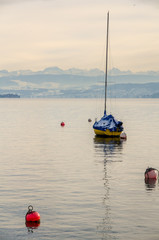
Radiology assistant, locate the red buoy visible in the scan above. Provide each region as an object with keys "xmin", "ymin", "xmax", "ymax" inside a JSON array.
[
  {"xmin": 25, "ymin": 205, "xmax": 40, "ymax": 223},
  {"xmin": 61, "ymin": 121, "xmax": 65, "ymax": 127},
  {"xmin": 145, "ymin": 167, "xmax": 158, "ymax": 180}
]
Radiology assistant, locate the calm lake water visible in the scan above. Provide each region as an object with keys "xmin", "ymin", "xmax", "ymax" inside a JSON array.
[{"xmin": 0, "ymin": 98, "xmax": 159, "ymax": 240}]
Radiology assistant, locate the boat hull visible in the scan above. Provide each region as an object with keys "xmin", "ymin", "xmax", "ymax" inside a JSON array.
[{"xmin": 94, "ymin": 128, "xmax": 122, "ymax": 137}]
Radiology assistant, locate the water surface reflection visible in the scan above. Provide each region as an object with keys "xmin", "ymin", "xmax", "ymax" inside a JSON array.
[
  {"xmin": 145, "ymin": 178, "xmax": 158, "ymax": 191},
  {"xmin": 94, "ymin": 137, "xmax": 124, "ymax": 239},
  {"xmin": 94, "ymin": 136, "xmax": 124, "ymax": 163},
  {"xmin": 25, "ymin": 221, "xmax": 40, "ymax": 233}
]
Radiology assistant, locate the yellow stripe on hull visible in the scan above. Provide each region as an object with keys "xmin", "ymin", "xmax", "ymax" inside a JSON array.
[{"xmin": 94, "ymin": 128, "xmax": 122, "ymax": 137}]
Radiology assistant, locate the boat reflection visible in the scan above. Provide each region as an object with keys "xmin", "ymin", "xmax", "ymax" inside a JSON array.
[
  {"xmin": 25, "ymin": 221, "xmax": 40, "ymax": 233},
  {"xmin": 94, "ymin": 136, "xmax": 124, "ymax": 239},
  {"xmin": 94, "ymin": 136, "xmax": 124, "ymax": 163},
  {"xmin": 96, "ymin": 161, "xmax": 113, "ymax": 239}
]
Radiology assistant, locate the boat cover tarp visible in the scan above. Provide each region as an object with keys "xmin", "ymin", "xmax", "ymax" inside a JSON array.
[{"xmin": 93, "ymin": 113, "xmax": 123, "ymax": 132}]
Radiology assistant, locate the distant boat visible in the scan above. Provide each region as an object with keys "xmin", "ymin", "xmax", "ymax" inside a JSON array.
[{"xmin": 93, "ymin": 12, "xmax": 123, "ymax": 137}]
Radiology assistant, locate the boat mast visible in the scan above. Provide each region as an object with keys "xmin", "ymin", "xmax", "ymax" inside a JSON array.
[{"xmin": 104, "ymin": 11, "xmax": 109, "ymax": 115}]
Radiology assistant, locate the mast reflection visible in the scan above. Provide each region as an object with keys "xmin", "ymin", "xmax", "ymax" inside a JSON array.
[
  {"xmin": 94, "ymin": 136, "xmax": 124, "ymax": 239},
  {"xmin": 94, "ymin": 136, "xmax": 124, "ymax": 163}
]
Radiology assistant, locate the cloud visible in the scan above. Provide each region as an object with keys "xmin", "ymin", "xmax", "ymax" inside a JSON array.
[
  {"xmin": 139, "ymin": 0, "xmax": 159, "ymax": 7},
  {"xmin": 0, "ymin": 0, "xmax": 23, "ymax": 4},
  {"xmin": 0, "ymin": 0, "xmax": 159, "ymax": 72},
  {"xmin": 0, "ymin": 0, "xmax": 51, "ymax": 5}
]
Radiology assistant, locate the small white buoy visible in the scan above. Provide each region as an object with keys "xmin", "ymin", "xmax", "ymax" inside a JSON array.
[{"xmin": 120, "ymin": 132, "xmax": 127, "ymax": 140}]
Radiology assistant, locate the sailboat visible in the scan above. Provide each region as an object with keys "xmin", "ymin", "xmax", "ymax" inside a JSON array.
[{"xmin": 93, "ymin": 12, "xmax": 124, "ymax": 137}]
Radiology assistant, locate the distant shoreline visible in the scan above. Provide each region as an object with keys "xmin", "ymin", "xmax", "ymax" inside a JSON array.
[
  {"xmin": 0, "ymin": 94, "xmax": 158, "ymax": 99},
  {"xmin": 0, "ymin": 94, "xmax": 20, "ymax": 98}
]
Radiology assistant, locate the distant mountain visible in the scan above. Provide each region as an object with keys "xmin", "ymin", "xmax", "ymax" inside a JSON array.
[
  {"xmin": 0, "ymin": 67, "xmax": 104, "ymax": 77},
  {"xmin": 0, "ymin": 67, "xmax": 158, "ymax": 98},
  {"xmin": 43, "ymin": 67, "xmax": 65, "ymax": 75},
  {"xmin": 108, "ymin": 68, "xmax": 132, "ymax": 75}
]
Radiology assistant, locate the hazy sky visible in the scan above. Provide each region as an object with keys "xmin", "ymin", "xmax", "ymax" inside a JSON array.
[{"xmin": 0, "ymin": 0, "xmax": 159, "ymax": 72}]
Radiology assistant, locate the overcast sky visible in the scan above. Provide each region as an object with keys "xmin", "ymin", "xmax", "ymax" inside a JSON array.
[{"xmin": 0, "ymin": 0, "xmax": 158, "ymax": 72}]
